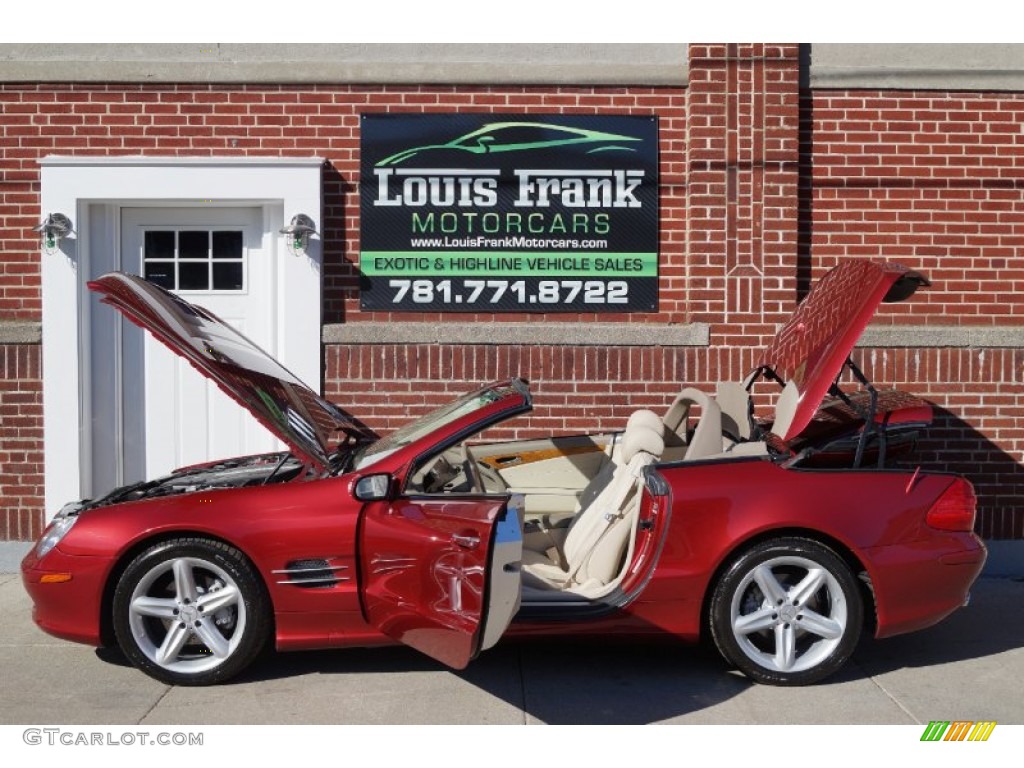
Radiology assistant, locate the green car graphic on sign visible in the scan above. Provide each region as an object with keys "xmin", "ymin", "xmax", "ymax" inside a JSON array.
[{"xmin": 376, "ymin": 121, "xmax": 642, "ymax": 166}]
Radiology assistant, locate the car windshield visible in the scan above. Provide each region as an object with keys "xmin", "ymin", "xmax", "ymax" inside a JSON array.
[{"xmin": 351, "ymin": 384, "xmax": 514, "ymax": 470}]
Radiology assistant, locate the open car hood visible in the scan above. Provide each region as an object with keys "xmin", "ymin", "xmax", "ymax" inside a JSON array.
[
  {"xmin": 756, "ymin": 260, "xmax": 929, "ymax": 441},
  {"xmin": 88, "ymin": 272, "xmax": 359, "ymax": 471}
]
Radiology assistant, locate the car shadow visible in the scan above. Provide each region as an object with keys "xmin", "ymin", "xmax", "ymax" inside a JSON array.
[
  {"xmin": 464, "ymin": 639, "xmax": 750, "ymax": 724},
  {"xmin": 850, "ymin": 575, "xmax": 1024, "ymax": 677},
  {"xmin": 914, "ymin": 407, "xmax": 1024, "ymax": 540},
  {"xmin": 101, "ymin": 574, "xmax": 1013, "ymax": 724},
  {"xmin": 94, "ymin": 645, "xmax": 133, "ymax": 668},
  {"xmin": 217, "ymin": 636, "xmax": 751, "ymax": 724},
  {"xmin": 320, "ymin": 161, "xmax": 357, "ymax": 328}
]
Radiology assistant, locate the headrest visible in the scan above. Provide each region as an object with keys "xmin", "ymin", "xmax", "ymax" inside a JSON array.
[
  {"xmin": 622, "ymin": 423, "xmax": 665, "ymax": 464},
  {"xmin": 663, "ymin": 387, "xmax": 712, "ymax": 434},
  {"xmin": 626, "ymin": 408, "xmax": 663, "ymax": 434}
]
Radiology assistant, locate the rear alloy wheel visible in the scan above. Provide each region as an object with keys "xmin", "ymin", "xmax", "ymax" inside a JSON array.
[
  {"xmin": 709, "ymin": 538, "xmax": 863, "ymax": 686},
  {"xmin": 113, "ymin": 538, "xmax": 270, "ymax": 686}
]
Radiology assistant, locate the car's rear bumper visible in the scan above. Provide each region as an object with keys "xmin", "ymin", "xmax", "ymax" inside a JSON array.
[
  {"xmin": 865, "ymin": 533, "xmax": 987, "ymax": 639},
  {"xmin": 21, "ymin": 546, "xmax": 112, "ymax": 646}
]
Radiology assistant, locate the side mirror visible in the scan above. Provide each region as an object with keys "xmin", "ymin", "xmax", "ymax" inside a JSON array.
[
  {"xmin": 354, "ymin": 474, "xmax": 391, "ymax": 501},
  {"xmin": 476, "ymin": 135, "xmax": 495, "ymax": 152}
]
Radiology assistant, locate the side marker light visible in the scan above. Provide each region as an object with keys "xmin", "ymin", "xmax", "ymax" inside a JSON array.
[{"xmin": 39, "ymin": 573, "xmax": 73, "ymax": 584}]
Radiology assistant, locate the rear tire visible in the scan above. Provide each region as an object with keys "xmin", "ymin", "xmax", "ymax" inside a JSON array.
[{"xmin": 709, "ymin": 537, "xmax": 863, "ymax": 686}]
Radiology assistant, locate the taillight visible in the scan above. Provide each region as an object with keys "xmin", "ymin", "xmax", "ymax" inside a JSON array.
[{"xmin": 926, "ymin": 479, "xmax": 977, "ymax": 532}]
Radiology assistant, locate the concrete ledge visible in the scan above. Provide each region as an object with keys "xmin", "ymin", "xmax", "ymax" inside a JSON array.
[
  {"xmin": 811, "ymin": 43, "xmax": 1024, "ymax": 91},
  {"xmin": 857, "ymin": 325, "xmax": 1024, "ymax": 349},
  {"xmin": 0, "ymin": 43, "xmax": 688, "ymax": 87},
  {"xmin": 324, "ymin": 321, "xmax": 710, "ymax": 347},
  {"xmin": 0, "ymin": 322, "xmax": 42, "ymax": 344}
]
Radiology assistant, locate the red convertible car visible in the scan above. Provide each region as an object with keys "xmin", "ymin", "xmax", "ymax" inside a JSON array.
[{"xmin": 22, "ymin": 260, "xmax": 986, "ymax": 686}]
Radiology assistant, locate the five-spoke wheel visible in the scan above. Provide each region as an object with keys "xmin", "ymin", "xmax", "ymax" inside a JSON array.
[
  {"xmin": 709, "ymin": 538, "xmax": 863, "ymax": 686},
  {"xmin": 113, "ymin": 538, "xmax": 270, "ymax": 686}
]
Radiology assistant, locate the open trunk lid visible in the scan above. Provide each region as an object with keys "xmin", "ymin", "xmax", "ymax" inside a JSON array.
[{"xmin": 756, "ymin": 260, "xmax": 929, "ymax": 441}]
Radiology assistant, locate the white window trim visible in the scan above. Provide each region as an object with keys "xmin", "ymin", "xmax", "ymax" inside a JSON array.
[{"xmin": 39, "ymin": 155, "xmax": 324, "ymax": 519}]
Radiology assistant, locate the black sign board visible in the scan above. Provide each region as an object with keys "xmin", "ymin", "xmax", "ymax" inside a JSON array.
[{"xmin": 359, "ymin": 114, "xmax": 659, "ymax": 312}]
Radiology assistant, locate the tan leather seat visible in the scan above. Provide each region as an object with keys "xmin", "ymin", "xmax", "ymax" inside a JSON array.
[
  {"xmin": 522, "ymin": 411, "xmax": 664, "ymax": 593},
  {"xmin": 577, "ymin": 408, "xmax": 663, "ymax": 510},
  {"xmin": 716, "ymin": 381, "xmax": 754, "ymax": 441},
  {"xmin": 663, "ymin": 387, "xmax": 723, "ymax": 461},
  {"xmin": 771, "ymin": 381, "xmax": 800, "ymax": 439}
]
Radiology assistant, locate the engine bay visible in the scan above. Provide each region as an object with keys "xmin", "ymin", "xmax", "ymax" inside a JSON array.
[{"xmin": 84, "ymin": 452, "xmax": 309, "ymax": 509}]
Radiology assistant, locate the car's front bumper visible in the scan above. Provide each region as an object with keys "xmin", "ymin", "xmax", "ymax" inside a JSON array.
[{"xmin": 21, "ymin": 545, "xmax": 113, "ymax": 646}]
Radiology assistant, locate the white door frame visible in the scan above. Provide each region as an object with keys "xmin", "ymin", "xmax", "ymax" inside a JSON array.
[{"xmin": 39, "ymin": 156, "xmax": 324, "ymax": 519}]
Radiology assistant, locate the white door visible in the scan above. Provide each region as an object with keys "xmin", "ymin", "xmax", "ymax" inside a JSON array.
[{"xmin": 121, "ymin": 207, "xmax": 280, "ymax": 479}]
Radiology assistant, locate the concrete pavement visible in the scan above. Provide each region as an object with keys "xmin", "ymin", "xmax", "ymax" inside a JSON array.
[{"xmin": 1, "ymin": 538, "xmax": 1022, "ymax": 725}]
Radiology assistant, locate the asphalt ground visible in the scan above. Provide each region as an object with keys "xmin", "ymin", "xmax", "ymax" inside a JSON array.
[{"xmin": 1, "ymin": 540, "xmax": 1022, "ymax": 727}]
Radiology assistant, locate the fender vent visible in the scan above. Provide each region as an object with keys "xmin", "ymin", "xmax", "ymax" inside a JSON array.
[{"xmin": 273, "ymin": 559, "xmax": 348, "ymax": 588}]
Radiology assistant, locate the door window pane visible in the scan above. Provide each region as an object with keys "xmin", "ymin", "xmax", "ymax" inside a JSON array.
[
  {"xmin": 142, "ymin": 228, "xmax": 245, "ymax": 292},
  {"xmin": 178, "ymin": 231, "xmax": 209, "ymax": 260},
  {"xmin": 178, "ymin": 261, "xmax": 209, "ymax": 291},
  {"xmin": 144, "ymin": 231, "xmax": 175, "ymax": 260},
  {"xmin": 212, "ymin": 231, "xmax": 243, "ymax": 259},
  {"xmin": 212, "ymin": 262, "xmax": 244, "ymax": 291},
  {"xmin": 143, "ymin": 262, "xmax": 175, "ymax": 289}
]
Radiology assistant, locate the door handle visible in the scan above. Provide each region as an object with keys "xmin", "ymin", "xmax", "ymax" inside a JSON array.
[{"xmin": 452, "ymin": 533, "xmax": 481, "ymax": 550}]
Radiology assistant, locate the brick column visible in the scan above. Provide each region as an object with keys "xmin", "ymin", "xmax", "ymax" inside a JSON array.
[
  {"xmin": 0, "ymin": 344, "xmax": 43, "ymax": 540},
  {"xmin": 686, "ymin": 44, "xmax": 801, "ymax": 346}
]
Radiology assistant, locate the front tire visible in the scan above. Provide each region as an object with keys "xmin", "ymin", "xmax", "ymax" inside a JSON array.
[
  {"xmin": 709, "ymin": 537, "xmax": 863, "ymax": 686},
  {"xmin": 113, "ymin": 538, "xmax": 270, "ymax": 686}
]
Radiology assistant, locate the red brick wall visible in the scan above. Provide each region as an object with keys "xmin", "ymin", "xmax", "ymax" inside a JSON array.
[
  {"xmin": 323, "ymin": 344, "xmax": 765, "ymax": 437},
  {"xmin": 808, "ymin": 90, "xmax": 1024, "ymax": 324},
  {"xmin": 0, "ymin": 345, "xmax": 43, "ymax": 540},
  {"xmin": 0, "ymin": 83, "xmax": 688, "ymax": 324},
  {"xmin": 319, "ymin": 44, "xmax": 802, "ymax": 470},
  {"xmin": 0, "ymin": 81, "xmax": 687, "ymax": 539},
  {"xmin": 853, "ymin": 348, "xmax": 1024, "ymax": 539},
  {"xmin": 319, "ymin": 46, "xmax": 802, "ymax": 450},
  {"xmin": 1, "ymin": 47, "xmax": 1022, "ymax": 540},
  {"xmin": 807, "ymin": 90, "xmax": 1024, "ymax": 538},
  {"xmin": 687, "ymin": 44, "xmax": 802, "ymax": 341}
]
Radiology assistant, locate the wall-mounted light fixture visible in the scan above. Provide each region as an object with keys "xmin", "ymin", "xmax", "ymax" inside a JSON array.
[
  {"xmin": 279, "ymin": 214, "xmax": 318, "ymax": 257},
  {"xmin": 33, "ymin": 213, "xmax": 74, "ymax": 255}
]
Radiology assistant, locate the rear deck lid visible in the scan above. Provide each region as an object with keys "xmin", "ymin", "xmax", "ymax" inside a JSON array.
[{"xmin": 757, "ymin": 260, "xmax": 928, "ymax": 441}]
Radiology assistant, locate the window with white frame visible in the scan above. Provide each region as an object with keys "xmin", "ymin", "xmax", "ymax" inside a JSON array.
[{"xmin": 142, "ymin": 228, "xmax": 246, "ymax": 292}]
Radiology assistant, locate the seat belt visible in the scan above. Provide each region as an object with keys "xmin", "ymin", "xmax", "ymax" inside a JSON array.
[{"xmin": 563, "ymin": 459, "xmax": 647, "ymax": 587}]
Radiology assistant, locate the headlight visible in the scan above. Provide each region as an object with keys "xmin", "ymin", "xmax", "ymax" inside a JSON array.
[{"xmin": 35, "ymin": 506, "xmax": 81, "ymax": 558}]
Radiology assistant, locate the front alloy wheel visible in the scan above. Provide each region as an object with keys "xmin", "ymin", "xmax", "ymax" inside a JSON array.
[
  {"xmin": 113, "ymin": 538, "xmax": 270, "ymax": 685},
  {"xmin": 709, "ymin": 538, "xmax": 864, "ymax": 686}
]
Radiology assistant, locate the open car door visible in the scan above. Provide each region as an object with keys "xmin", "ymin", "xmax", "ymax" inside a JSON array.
[{"xmin": 359, "ymin": 495, "xmax": 522, "ymax": 669}]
